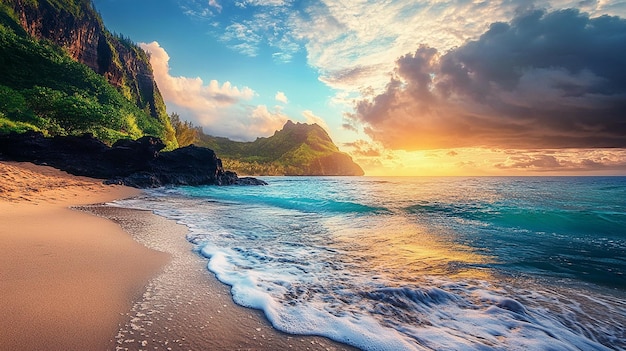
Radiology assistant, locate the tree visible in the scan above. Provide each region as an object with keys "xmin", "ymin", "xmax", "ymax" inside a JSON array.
[{"xmin": 170, "ymin": 112, "xmax": 200, "ymax": 147}]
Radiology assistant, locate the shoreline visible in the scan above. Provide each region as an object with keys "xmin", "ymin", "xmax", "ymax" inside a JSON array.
[
  {"xmin": 83, "ymin": 204, "xmax": 355, "ymax": 351},
  {"xmin": 0, "ymin": 161, "xmax": 355, "ymax": 350}
]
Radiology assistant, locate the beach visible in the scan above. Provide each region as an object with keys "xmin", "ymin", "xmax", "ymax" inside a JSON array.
[
  {"xmin": 0, "ymin": 161, "xmax": 354, "ymax": 351},
  {"xmin": 0, "ymin": 161, "xmax": 168, "ymax": 350}
]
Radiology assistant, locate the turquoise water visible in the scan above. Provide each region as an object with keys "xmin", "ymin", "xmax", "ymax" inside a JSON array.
[{"xmin": 116, "ymin": 177, "xmax": 626, "ymax": 350}]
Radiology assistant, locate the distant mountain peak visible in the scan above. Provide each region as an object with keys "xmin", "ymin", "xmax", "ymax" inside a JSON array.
[{"xmin": 198, "ymin": 120, "xmax": 364, "ymax": 176}]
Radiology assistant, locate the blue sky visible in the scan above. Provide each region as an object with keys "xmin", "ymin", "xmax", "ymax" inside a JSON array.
[{"xmin": 92, "ymin": 0, "xmax": 626, "ymax": 175}]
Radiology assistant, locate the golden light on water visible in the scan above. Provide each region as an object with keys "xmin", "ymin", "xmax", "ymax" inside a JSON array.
[{"xmin": 331, "ymin": 215, "xmax": 494, "ymax": 282}]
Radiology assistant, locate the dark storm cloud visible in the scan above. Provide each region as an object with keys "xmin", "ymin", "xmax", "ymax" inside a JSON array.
[{"xmin": 354, "ymin": 9, "xmax": 626, "ymax": 150}]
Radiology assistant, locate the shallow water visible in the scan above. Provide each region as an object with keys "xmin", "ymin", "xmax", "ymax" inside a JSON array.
[{"xmin": 115, "ymin": 176, "xmax": 626, "ymax": 350}]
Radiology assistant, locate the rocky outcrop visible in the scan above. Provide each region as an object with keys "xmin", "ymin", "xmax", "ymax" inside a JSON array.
[
  {"xmin": 5, "ymin": 0, "xmax": 167, "ymax": 120},
  {"xmin": 307, "ymin": 153, "xmax": 366, "ymax": 176},
  {"xmin": 0, "ymin": 132, "xmax": 266, "ymax": 188}
]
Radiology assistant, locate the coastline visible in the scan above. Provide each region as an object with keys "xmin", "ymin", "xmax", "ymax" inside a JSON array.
[
  {"xmin": 0, "ymin": 161, "xmax": 354, "ymax": 351},
  {"xmin": 83, "ymin": 204, "xmax": 356, "ymax": 351}
]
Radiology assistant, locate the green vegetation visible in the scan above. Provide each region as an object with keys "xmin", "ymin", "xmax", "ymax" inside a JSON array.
[
  {"xmin": 169, "ymin": 112, "xmax": 200, "ymax": 147},
  {"xmin": 0, "ymin": 1, "xmax": 176, "ymax": 147},
  {"xmin": 0, "ymin": 0, "xmax": 361, "ymax": 174},
  {"xmin": 170, "ymin": 118, "xmax": 363, "ymax": 175}
]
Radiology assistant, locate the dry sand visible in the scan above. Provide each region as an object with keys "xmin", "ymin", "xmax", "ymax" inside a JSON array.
[
  {"xmin": 1, "ymin": 161, "xmax": 355, "ymax": 350},
  {"xmin": 0, "ymin": 161, "xmax": 169, "ymax": 351}
]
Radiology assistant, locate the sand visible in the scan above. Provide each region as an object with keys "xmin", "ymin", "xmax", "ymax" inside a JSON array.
[
  {"xmin": 0, "ymin": 161, "xmax": 169, "ymax": 350},
  {"xmin": 84, "ymin": 205, "xmax": 355, "ymax": 351},
  {"xmin": 1, "ymin": 161, "xmax": 354, "ymax": 351}
]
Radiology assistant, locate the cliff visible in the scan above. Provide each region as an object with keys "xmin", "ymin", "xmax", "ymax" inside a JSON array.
[
  {"xmin": 7, "ymin": 0, "xmax": 168, "ymax": 121},
  {"xmin": 198, "ymin": 121, "xmax": 365, "ymax": 176},
  {"xmin": 0, "ymin": 0, "xmax": 176, "ymax": 148}
]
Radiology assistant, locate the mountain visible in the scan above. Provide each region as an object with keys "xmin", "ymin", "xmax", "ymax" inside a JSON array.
[
  {"xmin": 197, "ymin": 121, "xmax": 364, "ymax": 176},
  {"xmin": 0, "ymin": 0, "xmax": 177, "ymax": 148}
]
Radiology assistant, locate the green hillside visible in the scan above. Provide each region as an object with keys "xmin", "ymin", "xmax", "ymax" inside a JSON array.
[
  {"xmin": 0, "ymin": 1, "xmax": 176, "ymax": 147},
  {"xmin": 196, "ymin": 120, "xmax": 364, "ymax": 176}
]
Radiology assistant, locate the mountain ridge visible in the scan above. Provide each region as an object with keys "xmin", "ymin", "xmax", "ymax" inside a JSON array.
[{"xmin": 196, "ymin": 120, "xmax": 364, "ymax": 176}]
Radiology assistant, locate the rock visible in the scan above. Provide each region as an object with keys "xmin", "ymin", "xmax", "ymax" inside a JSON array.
[{"xmin": 0, "ymin": 132, "xmax": 266, "ymax": 188}]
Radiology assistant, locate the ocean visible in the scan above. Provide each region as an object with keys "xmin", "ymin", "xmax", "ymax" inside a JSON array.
[{"xmin": 114, "ymin": 176, "xmax": 626, "ymax": 351}]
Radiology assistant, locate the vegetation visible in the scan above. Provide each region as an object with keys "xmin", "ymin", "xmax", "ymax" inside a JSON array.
[
  {"xmin": 0, "ymin": 0, "xmax": 361, "ymax": 174},
  {"xmin": 0, "ymin": 1, "xmax": 176, "ymax": 147},
  {"xmin": 170, "ymin": 118, "xmax": 362, "ymax": 175},
  {"xmin": 169, "ymin": 112, "xmax": 200, "ymax": 147}
]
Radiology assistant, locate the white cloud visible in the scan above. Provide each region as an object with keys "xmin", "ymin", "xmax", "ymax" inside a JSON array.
[
  {"xmin": 140, "ymin": 41, "xmax": 290, "ymax": 140},
  {"xmin": 249, "ymin": 105, "xmax": 289, "ymax": 135},
  {"xmin": 208, "ymin": 0, "xmax": 222, "ymax": 12},
  {"xmin": 302, "ymin": 110, "xmax": 330, "ymax": 132},
  {"xmin": 140, "ymin": 41, "xmax": 254, "ymax": 110},
  {"xmin": 275, "ymin": 91, "xmax": 288, "ymax": 103}
]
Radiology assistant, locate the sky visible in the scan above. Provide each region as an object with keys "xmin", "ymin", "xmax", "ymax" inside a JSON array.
[{"xmin": 92, "ymin": 0, "xmax": 626, "ymax": 176}]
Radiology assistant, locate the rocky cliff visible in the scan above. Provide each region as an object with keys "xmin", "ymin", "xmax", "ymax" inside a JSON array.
[{"xmin": 5, "ymin": 0, "xmax": 168, "ymax": 122}]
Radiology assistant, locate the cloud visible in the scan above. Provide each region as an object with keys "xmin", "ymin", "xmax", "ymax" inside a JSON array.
[
  {"xmin": 141, "ymin": 41, "xmax": 288, "ymax": 140},
  {"xmin": 209, "ymin": 0, "xmax": 222, "ymax": 12},
  {"xmin": 353, "ymin": 9, "xmax": 626, "ymax": 150},
  {"xmin": 248, "ymin": 105, "xmax": 290, "ymax": 135},
  {"xmin": 216, "ymin": 3, "xmax": 300, "ymax": 62},
  {"xmin": 140, "ymin": 41, "xmax": 254, "ymax": 109},
  {"xmin": 181, "ymin": 0, "xmax": 626, "ymax": 97},
  {"xmin": 493, "ymin": 149, "xmax": 626, "ymax": 172},
  {"xmin": 344, "ymin": 140, "xmax": 382, "ymax": 157},
  {"xmin": 301, "ymin": 110, "xmax": 329, "ymax": 131},
  {"xmin": 275, "ymin": 91, "xmax": 288, "ymax": 103}
]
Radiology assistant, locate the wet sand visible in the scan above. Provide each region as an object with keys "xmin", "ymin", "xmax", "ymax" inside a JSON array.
[{"xmin": 83, "ymin": 205, "xmax": 356, "ymax": 351}]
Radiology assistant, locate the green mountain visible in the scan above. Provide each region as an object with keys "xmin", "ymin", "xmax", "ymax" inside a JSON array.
[
  {"xmin": 0, "ymin": 0, "xmax": 177, "ymax": 148},
  {"xmin": 196, "ymin": 121, "xmax": 364, "ymax": 176}
]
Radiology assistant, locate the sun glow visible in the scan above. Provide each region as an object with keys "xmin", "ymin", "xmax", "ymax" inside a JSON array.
[{"xmin": 355, "ymin": 148, "xmax": 626, "ymax": 177}]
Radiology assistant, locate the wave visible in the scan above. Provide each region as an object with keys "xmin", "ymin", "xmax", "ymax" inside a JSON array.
[
  {"xmin": 110, "ymin": 177, "xmax": 626, "ymax": 351},
  {"xmin": 405, "ymin": 202, "xmax": 626, "ymax": 237},
  {"xmin": 195, "ymin": 241, "xmax": 623, "ymax": 351},
  {"xmin": 181, "ymin": 187, "xmax": 389, "ymax": 215}
]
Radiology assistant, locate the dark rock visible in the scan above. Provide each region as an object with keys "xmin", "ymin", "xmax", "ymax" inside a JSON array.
[{"xmin": 0, "ymin": 132, "xmax": 266, "ymax": 188}]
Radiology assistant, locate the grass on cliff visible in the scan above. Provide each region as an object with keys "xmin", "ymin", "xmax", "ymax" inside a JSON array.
[{"xmin": 0, "ymin": 2, "xmax": 173, "ymax": 146}]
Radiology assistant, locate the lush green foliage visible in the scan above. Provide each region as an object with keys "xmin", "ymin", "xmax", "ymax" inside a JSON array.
[
  {"xmin": 170, "ymin": 112, "xmax": 200, "ymax": 147},
  {"xmin": 173, "ymin": 120, "xmax": 355, "ymax": 175},
  {"xmin": 0, "ymin": 1, "xmax": 176, "ymax": 146}
]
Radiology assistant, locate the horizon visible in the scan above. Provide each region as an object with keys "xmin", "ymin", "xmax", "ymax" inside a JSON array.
[{"xmin": 92, "ymin": 0, "xmax": 626, "ymax": 176}]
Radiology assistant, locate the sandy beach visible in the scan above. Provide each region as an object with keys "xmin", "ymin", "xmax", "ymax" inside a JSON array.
[
  {"xmin": 0, "ymin": 161, "xmax": 169, "ymax": 350},
  {"xmin": 0, "ymin": 161, "xmax": 354, "ymax": 351}
]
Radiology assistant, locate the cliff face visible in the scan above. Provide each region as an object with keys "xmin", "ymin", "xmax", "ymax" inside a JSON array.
[{"xmin": 6, "ymin": 0, "xmax": 167, "ymax": 121}]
